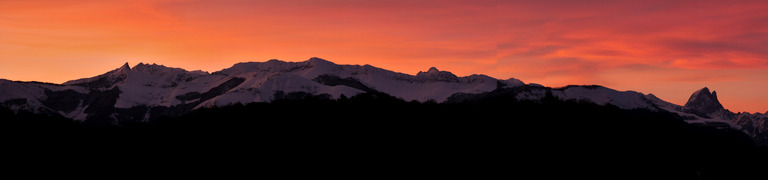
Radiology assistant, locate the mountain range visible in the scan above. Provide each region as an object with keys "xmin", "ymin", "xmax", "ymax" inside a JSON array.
[{"xmin": 0, "ymin": 57, "xmax": 766, "ymax": 145}]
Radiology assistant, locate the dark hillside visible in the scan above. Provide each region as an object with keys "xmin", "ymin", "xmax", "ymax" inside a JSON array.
[{"xmin": 1, "ymin": 91, "xmax": 766, "ymax": 179}]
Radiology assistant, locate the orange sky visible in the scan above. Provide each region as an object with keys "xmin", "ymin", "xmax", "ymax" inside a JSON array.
[{"xmin": 1, "ymin": 0, "xmax": 767, "ymax": 113}]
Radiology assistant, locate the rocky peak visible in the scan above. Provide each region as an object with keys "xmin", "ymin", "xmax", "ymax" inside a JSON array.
[
  {"xmin": 416, "ymin": 67, "xmax": 459, "ymax": 82},
  {"xmin": 131, "ymin": 62, "xmax": 187, "ymax": 75},
  {"xmin": 683, "ymin": 87, "xmax": 725, "ymax": 116},
  {"xmin": 119, "ymin": 62, "xmax": 131, "ymax": 71},
  {"xmin": 62, "ymin": 62, "xmax": 131, "ymax": 87},
  {"xmin": 105, "ymin": 62, "xmax": 131, "ymax": 76}
]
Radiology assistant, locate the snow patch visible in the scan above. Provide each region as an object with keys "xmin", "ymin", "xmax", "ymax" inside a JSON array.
[{"xmin": 555, "ymin": 86, "xmax": 656, "ymax": 110}]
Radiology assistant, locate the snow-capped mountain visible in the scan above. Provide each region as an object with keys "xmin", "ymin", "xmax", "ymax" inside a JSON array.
[
  {"xmin": 683, "ymin": 87, "xmax": 767, "ymax": 144},
  {"xmin": 643, "ymin": 87, "xmax": 767, "ymax": 145},
  {"xmin": 0, "ymin": 58, "xmax": 524, "ymax": 121},
  {"xmin": 0, "ymin": 57, "xmax": 765, "ymax": 144}
]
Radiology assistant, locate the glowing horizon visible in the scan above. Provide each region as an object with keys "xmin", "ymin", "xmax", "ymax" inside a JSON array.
[{"xmin": 2, "ymin": 0, "xmax": 767, "ymax": 112}]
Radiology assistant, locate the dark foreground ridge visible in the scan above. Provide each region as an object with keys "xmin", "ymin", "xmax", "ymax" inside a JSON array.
[{"xmin": 1, "ymin": 87, "xmax": 766, "ymax": 179}]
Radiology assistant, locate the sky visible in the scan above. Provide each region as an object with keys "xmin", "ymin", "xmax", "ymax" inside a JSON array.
[{"xmin": 1, "ymin": 0, "xmax": 767, "ymax": 112}]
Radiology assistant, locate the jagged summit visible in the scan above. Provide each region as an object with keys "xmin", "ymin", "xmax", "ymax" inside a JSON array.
[
  {"xmin": 131, "ymin": 62, "xmax": 191, "ymax": 75},
  {"xmin": 120, "ymin": 62, "xmax": 131, "ymax": 71},
  {"xmin": 684, "ymin": 87, "xmax": 725, "ymax": 115},
  {"xmin": 108, "ymin": 62, "xmax": 131, "ymax": 75},
  {"xmin": 416, "ymin": 67, "xmax": 459, "ymax": 82}
]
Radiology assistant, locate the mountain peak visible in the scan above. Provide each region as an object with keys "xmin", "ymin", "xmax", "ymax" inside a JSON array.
[
  {"xmin": 308, "ymin": 57, "xmax": 328, "ymax": 62},
  {"xmin": 696, "ymin": 87, "xmax": 710, "ymax": 94},
  {"xmin": 416, "ymin": 67, "xmax": 458, "ymax": 82},
  {"xmin": 684, "ymin": 87, "xmax": 725, "ymax": 115},
  {"xmin": 105, "ymin": 62, "xmax": 132, "ymax": 76},
  {"xmin": 418, "ymin": 67, "xmax": 443, "ymax": 75},
  {"xmin": 120, "ymin": 62, "xmax": 131, "ymax": 71},
  {"xmin": 106, "ymin": 62, "xmax": 131, "ymax": 76},
  {"xmin": 427, "ymin": 67, "xmax": 439, "ymax": 74},
  {"xmin": 110, "ymin": 62, "xmax": 131, "ymax": 75},
  {"xmin": 307, "ymin": 57, "xmax": 336, "ymax": 66},
  {"xmin": 131, "ymin": 62, "xmax": 190, "ymax": 75},
  {"xmin": 62, "ymin": 62, "xmax": 131, "ymax": 87}
]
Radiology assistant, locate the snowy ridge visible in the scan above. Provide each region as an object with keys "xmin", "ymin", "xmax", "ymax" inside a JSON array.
[
  {"xmin": 552, "ymin": 85, "xmax": 657, "ymax": 110},
  {"xmin": 0, "ymin": 57, "xmax": 766, "ymax": 144},
  {"xmin": 209, "ymin": 57, "xmax": 522, "ymax": 103},
  {"xmin": 493, "ymin": 85, "xmax": 659, "ymax": 110},
  {"xmin": 0, "ymin": 58, "xmax": 523, "ymax": 120}
]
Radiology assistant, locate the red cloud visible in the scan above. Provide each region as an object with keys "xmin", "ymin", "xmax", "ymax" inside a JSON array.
[{"xmin": 1, "ymin": 0, "xmax": 767, "ymax": 112}]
